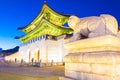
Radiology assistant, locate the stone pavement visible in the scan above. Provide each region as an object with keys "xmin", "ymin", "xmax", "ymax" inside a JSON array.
[{"xmin": 0, "ymin": 61, "xmax": 64, "ymax": 77}]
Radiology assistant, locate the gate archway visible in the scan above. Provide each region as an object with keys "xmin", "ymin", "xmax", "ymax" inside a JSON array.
[{"xmin": 34, "ymin": 50, "xmax": 40, "ymax": 62}]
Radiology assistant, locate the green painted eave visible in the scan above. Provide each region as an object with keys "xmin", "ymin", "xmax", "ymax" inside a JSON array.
[
  {"xmin": 18, "ymin": 19, "xmax": 73, "ymax": 43},
  {"xmin": 21, "ymin": 3, "xmax": 69, "ymax": 34}
]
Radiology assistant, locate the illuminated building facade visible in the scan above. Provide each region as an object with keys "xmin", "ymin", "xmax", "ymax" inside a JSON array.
[{"xmin": 16, "ymin": 3, "xmax": 73, "ymax": 64}]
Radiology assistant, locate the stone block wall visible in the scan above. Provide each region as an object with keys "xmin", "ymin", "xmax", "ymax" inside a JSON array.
[
  {"xmin": 18, "ymin": 35, "xmax": 68, "ymax": 64},
  {"xmin": 62, "ymin": 51, "xmax": 120, "ymax": 80}
]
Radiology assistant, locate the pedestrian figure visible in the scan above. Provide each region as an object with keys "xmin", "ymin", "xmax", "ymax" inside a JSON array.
[
  {"xmin": 21, "ymin": 59, "xmax": 23, "ymax": 65},
  {"xmin": 31, "ymin": 58, "xmax": 34, "ymax": 65},
  {"xmin": 51, "ymin": 59, "xmax": 54, "ymax": 66},
  {"xmin": 15, "ymin": 58, "xmax": 17, "ymax": 63}
]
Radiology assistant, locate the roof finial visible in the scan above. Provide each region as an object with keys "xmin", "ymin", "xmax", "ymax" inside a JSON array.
[{"xmin": 44, "ymin": 0, "xmax": 47, "ymax": 3}]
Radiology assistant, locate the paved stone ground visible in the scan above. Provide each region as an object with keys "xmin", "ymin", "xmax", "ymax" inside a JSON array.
[{"xmin": 0, "ymin": 60, "xmax": 65, "ymax": 77}]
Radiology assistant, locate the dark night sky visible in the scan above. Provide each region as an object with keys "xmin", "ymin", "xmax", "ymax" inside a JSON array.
[{"xmin": 0, "ymin": 0, "xmax": 120, "ymax": 49}]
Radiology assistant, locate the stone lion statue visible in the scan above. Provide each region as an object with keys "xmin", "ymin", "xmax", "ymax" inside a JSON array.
[{"xmin": 68, "ymin": 14, "xmax": 118, "ymax": 42}]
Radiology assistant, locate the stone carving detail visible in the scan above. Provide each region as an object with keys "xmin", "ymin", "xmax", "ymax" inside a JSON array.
[{"xmin": 68, "ymin": 14, "xmax": 119, "ymax": 42}]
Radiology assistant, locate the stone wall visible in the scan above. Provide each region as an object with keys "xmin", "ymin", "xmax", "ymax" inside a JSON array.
[
  {"xmin": 19, "ymin": 38, "xmax": 47, "ymax": 63},
  {"xmin": 18, "ymin": 35, "xmax": 68, "ymax": 64},
  {"xmin": 62, "ymin": 51, "xmax": 120, "ymax": 80},
  {"xmin": 5, "ymin": 52, "xmax": 19, "ymax": 62}
]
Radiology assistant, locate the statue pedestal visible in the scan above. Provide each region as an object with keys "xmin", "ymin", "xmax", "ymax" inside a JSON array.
[{"xmin": 60, "ymin": 35, "xmax": 120, "ymax": 80}]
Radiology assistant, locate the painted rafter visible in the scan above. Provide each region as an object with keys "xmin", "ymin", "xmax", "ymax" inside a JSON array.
[{"xmin": 18, "ymin": 19, "xmax": 73, "ymax": 43}]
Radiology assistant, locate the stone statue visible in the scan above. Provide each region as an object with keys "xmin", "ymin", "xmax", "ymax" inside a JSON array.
[{"xmin": 68, "ymin": 14, "xmax": 118, "ymax": 42}]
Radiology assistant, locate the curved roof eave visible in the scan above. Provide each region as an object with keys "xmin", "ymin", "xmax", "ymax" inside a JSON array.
[
  {"xmin": 18, "ymin": 19, "xmax": 73, "ymax": 43},
  {"xmin": 19, "ymin": 3, "xmax": 70, "ymax": 33}
]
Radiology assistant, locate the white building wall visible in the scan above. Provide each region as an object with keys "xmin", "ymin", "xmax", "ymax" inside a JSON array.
[
  {"xmin": 46, "ymin": 40, "xmax": 58, "ymax": 62},
  {"xmin": 46, "ymin": 35, "xmax": 66, "ymax": 63},
  {"xmin": 19, "ymin": 36, "xmax": 47, "ymax": 63},
  {"xmin": 18, "ymin": 35, "xmax": 69, "ymax": 63}
]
